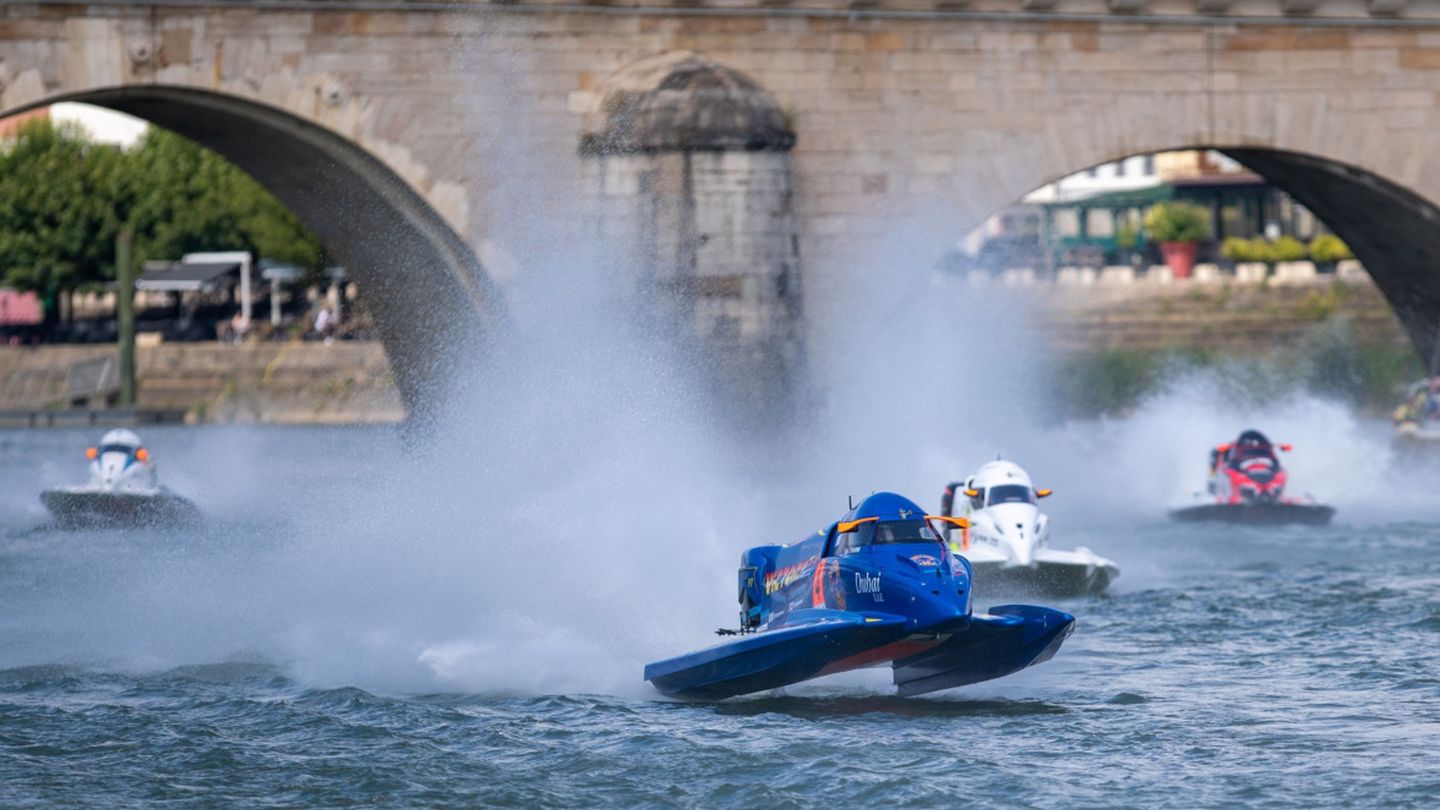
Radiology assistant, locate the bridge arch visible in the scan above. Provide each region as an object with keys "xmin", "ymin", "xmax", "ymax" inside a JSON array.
[
  {"xmin": 1221, "ymin": 148, "xmax": 1440, "ymax": 370},
  {"xmin": 942, "ymin": 145, "xmax": 1440, "ymax": 369},
  {"xmin": 2, "ymin": 85, "xmax": 503, "ymax": 424}
]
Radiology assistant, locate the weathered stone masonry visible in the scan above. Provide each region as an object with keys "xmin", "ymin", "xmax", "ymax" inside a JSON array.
[{"xmin": 8, "ymin": 2, "xmax": 1440, "ymax": 416}]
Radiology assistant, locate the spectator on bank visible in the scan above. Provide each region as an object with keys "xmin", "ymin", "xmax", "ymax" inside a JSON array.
[
  {"xmin": 229, "ymin": 312, "xmax": 250, "ymax": 345},
  {"xmin": 314, "ymin": 306, "xmax": 335, "ymax": 344}
]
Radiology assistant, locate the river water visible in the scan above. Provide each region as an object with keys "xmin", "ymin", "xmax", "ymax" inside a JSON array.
[{"xmin": 2, "ymin": 423, "xmax": 1439, "ymax": 807}]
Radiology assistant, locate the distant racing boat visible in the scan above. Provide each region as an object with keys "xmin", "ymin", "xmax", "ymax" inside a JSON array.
[
  {"xmin": 939, "ymin": 460, "xmax": 1118, "ymax": 597},
  {"xmin": 41, "ymin": 429, "xmax": 200, "ymax": 530},
  {"xmin": 1169, "ymin": 429, "xmax": 1334, "ymax": 526}
]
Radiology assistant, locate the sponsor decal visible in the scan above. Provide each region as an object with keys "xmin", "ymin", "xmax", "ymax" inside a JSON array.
[
  {"xmin": 854, "ymin": 571, "xmax": 884, "ymax": 601},
  {"xmin": 910, "ymin": 554, "xmax": 939, "ymax": 567},
  {"xmin": 764, "ymin": 558, "xmax": 816, "ymax": 594}
]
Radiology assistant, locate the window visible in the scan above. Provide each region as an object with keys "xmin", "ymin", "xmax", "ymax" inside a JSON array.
[
  {"xmin": 1086, "ymin": 209, "xmax": 1115, "ymax": 238},
  {"xmin": 987, "ymin": 484, "xmax": 1036, "ymax": 506},
  {"xmin": 872, "ymin": 521, "xmax": 939, "ymax": 545},
  {"xmin": 1053, "ymin": 208, "xmax": 1081, "ymax": 237},
  {"xmin": 838, "ymin": 520, "xmax": 940, "ymax": 553},
  {"xmin": 1231, "ymin": 446, "xmax": 1275, "ymax": 464},
  {"xmin": 99, "ymin": 444, "xmax": 137, "ymax": 456},
  {"xmin": 1296, "ymin": 206, "xmax": 1316, "ymax": 239},
  {"xmin": 1115, "ymin": 160, "xmax": 1127, "ymax": 178},
  {"xmin": 1143, "ymin": 155, "xmax": 1156, "ymax": 176}
]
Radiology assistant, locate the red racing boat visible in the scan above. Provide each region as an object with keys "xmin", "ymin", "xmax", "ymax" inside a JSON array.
[{"xmin": 1169, "ymin": 430, "xmax": 1334, "ymax": 526}]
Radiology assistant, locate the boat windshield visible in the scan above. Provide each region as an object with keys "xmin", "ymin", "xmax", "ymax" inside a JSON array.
[
  {"xmin": 98, "ymin": 444, "xmax": 137, "ymax": 456},
  {"xmin": 1232, "ymin": 445, "xmax": 1275, "ymax": 462},
  {"xmin": 872, "ymin": 520, "xmax": 939, "ymax": 545},
  {"xmin": 987, "ymin": 484, "xmax": 1035, "ymax": 506},
  {"xmin": 835, "ymin": 520, "xmax": 940, "ymax": 554}
]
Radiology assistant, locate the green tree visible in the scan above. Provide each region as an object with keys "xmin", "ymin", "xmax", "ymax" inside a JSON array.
[
  {"xmin": 123, "ymin": 129, "xmax": 326, "ymax": 271},
  {"xmin": 0, "ymin": 119, "xmax": 127, "ymax": 321},
  {"xmin": 0, "ymin": 119, "xmax": 328, "ymax": 326}
]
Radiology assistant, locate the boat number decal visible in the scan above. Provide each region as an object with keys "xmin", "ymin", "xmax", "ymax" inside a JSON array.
[{"xmin": 855, "ymin": 572, "xmax": 883, "ymax": 601}]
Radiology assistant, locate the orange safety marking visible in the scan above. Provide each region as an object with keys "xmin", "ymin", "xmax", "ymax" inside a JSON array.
[
  {"xmin": 926, "ymin": 515, "xmax": 970, "ymax": 529},
  {"xmin": 835, "ymin": 516, "xmax": 878, "ymax": 533}
]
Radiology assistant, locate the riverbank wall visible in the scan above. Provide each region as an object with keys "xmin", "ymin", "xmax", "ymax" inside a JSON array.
[
  {"xmin": 0, "ymin": 275, "xmax": 1413, "ymax": 425},
  {"xmin": 0, "ymin": 341, "xmax": 402, "ymax": 425},
  {"xmin": 1031, "ymin": 275, "xmax": 1407, "ymax": 354}
]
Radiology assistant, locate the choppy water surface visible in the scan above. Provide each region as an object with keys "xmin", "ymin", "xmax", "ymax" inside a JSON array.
[{"xmin": 3, "ymin": 426, "xmax": 1440, "ymax": 807}]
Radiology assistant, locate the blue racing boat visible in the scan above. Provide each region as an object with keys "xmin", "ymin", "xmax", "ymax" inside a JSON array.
[{"xmin": 644, "ymin": 492, "xmax": 1075, "ymax": 699}]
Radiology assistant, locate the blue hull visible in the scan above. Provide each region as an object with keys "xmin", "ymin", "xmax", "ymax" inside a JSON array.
[
  {"xmin": 891, "ymin": 605, "xmax": 1074, "ymax": 697},
  {"xmin": 644, "ymin": 610, "xmax": 911, "ymax": 700},
  {"xmin": 645, "ymin": 606, "xmax": 1073, "ymax": 700}
]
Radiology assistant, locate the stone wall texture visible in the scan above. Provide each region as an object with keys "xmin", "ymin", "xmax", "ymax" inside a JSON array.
[{"xmin": 4, "ymin": 3, "xmax": 1440, "ymax": 405}]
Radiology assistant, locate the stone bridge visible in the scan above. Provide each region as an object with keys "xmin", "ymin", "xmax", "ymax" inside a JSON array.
[{"xmin": 7, "ymin": 0, "xmax": 1440, "ymax": 419}]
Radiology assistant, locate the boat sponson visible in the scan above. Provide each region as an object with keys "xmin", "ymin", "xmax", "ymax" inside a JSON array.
[
  {"xmin": 644, "ymin": 610, "xmax": 910, "ymax": 700},
  {"xmin": 1168, "ymin": 503, "xmax": 1335, "ymax": 526},
  {"xmin": 40, "ymin": 489, "xmax": 200, "ymax": 530},
  {"xmin": 891, "ymin": 605, "xmax": 1074, "ymax": 697}
]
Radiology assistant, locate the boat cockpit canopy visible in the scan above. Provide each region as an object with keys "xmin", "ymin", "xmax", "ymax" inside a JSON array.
[{"xmin": 835, "ymin": 519, "xmax": 940, "ymax": 555}]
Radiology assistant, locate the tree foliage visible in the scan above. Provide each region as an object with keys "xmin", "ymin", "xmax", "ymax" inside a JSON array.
[
  {"xmin": 0, "ymin": 118, "xmax": 326, "ymax": 315},
  {"xmin": 0, "ymin": 121, "xmax": 127, "ymax": 304},
  {"xmin": 123, "ymin": 128, "xmax": 325, "ymax": 270}
]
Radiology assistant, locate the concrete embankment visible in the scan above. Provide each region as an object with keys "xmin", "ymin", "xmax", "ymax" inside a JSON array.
[
  {"xmin": 0, "ymin": 341, "xmax": 402, "ymax": 425},
  {"xmin": 1029, "ymin": 277, "xmax": 1407, "ymax": 353},
  {"xmin": 0, "ymin": 277, "xmax": 1412, "ymax": 426},
  {"xmin": 1019, "ymin": 276, "xmax": 1417, "ymax": 418}
]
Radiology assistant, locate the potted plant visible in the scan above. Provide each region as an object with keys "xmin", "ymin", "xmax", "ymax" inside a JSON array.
[
  {"xmin": 1143, "ymin": 202, "xmax": 1211, "ymax": 279},
  {"xmin": 1308, "ymin": 233, "xmax": 1353, "ymax": 274},
  {"xmin": 1270, "ymin": 235, "xmax": 1307, "ymax": 264},
  {"xmin": 1219, "ymin": 236, "xmax": 1251, "ymax": 269},
  {"xmin": 1247, "ymin": 237, "xmax": 1277, "ymax": 265}
]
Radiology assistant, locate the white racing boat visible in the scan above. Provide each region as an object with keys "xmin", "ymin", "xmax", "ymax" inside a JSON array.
[
  {"xmin": 939, "ymin": 460, "xmax": 1118, "ymax": 597},
  {"xmin": 41, "ymin": 429, "xmax": 200, "ymax": 530}
]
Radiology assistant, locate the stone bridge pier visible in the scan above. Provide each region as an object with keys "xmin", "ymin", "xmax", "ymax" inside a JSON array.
[{"xmin": 580, "ymin": 52, "xmax": 805, "ymax": 418}]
